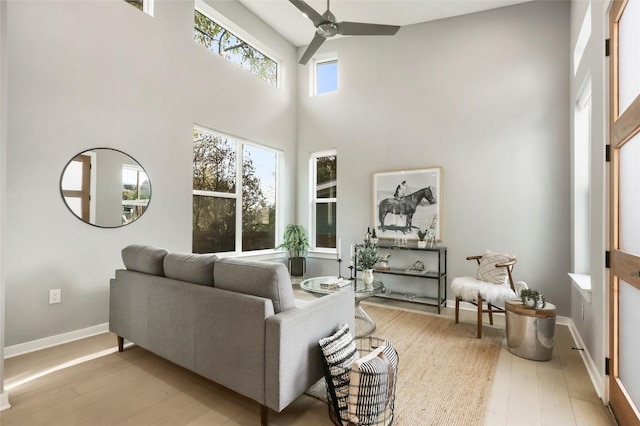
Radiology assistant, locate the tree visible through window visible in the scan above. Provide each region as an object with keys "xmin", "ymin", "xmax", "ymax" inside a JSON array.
[
  {"xmin": 194, "ymin": 10, "xmax": 278, "ymax": 86},
  {"xmin": 193, "ymin": 128, "xmax": 277, "ymax": 254},
  {"xmin": 312, "ymin": 152, "xmax": 337, "ymax": 249}
]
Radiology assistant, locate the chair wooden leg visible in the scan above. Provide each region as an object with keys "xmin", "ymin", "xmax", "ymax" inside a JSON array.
[
  {"xmin": 488, "ymin": 302, "xmax": 494, "ymax": 325},
  {"xmin": 455, "ymin": 296, "xmax": 460, "ymax": 324},
  {"xmin": 477, "ymin": 295, "xmax": 483, "ymax": 339},
  {"xmin": 117, "ymin": 336, "xmax": 124, "ymax": 352}
]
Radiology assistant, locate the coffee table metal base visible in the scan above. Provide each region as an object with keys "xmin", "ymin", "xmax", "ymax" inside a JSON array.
[{"xmin": 355, "ymin": 304, "xmax": 376, "ymax": 338}]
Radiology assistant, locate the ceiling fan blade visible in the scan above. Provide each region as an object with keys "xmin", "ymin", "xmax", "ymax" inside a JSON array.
[
  {"xmin": 337, "ymin": 22, "xmax": 400, "ymax": 36},
  {"xmin": 299, "ymin": 33, "xmax": 326, "ymax": 65},
  {"xmin": 289, "ymin": 0, "xmax": 325, "ymax": 28}
]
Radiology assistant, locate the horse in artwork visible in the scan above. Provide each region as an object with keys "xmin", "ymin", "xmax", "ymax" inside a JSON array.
[{"xmin": 378, "ymin": 187, "xmax": 436, "ymax": 233}]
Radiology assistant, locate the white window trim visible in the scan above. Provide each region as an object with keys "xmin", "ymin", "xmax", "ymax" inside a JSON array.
[
  {"xmin": 309, "ymin": 149, "xmax": 337, "ymax": 255},
  {"xmin": 310, "ymin": 53, "xmax": 338, "ymax": 97},
  {"xmin": 193, "ymin": 125, "xmax": 282, "ymax": 255},
  {"xmin": 143, "ymin": 0, "xmax": 154, "ymax": 16},
  {"xmin": 194, "ymin": 0, "xmax": 281, "ymax": 88}
]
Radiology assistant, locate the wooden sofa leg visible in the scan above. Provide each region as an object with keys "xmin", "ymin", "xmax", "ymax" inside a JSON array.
[
  {"xmin": 455, "ymin": 297, "xmax": 460, "ymax": 324},
  {"xmin": 260, "ymin": 405, "xmax": 269, "ymax": 426},
  {"xmin": 477, "ymin": 295, "xmax": 483, "ymax": 339},
  {"xmin": 488, "ymin": 302, "xmax": 494, "ymax": 325},
  {"xmin": 117, "ymin": 336, "xmax": 124, "ymax": 352}
]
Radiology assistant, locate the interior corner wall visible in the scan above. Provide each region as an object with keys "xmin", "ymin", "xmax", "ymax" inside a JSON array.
[
  {"xmin": 4, "ymin": 0, "xmax": 297, "ymax": 346},
  {"xmin": 296, "ymin": 1, "xmax": 572, "ymax": 314},
  {"xmin": 1, "ymin": 0, "xmax": 9, "ymax": 407}
]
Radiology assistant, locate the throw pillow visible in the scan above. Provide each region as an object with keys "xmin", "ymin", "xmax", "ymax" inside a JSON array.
[
  {"xmin": 475, "ymin": 250, "xmax": 515, "ymax": 285},
  {"xmin": 319, "ymin": 323, "xmax": 359, "ymax": 424},
  {"xmin": 348, "ymin": 341, "xmax": 399, "ymax": 425}
]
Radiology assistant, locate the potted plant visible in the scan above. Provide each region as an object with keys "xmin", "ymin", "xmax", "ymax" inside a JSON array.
[
  {"xmin": 278, "ymin": 224, "xmax": 310, "ymax": 277},
  {"xmin": 356, "ymin": 242, "xmax": 379, "ymax": 285},
  {"xmin": 520, "ymin": 288, "xmax": 546, "ymax": 309},
  {"xmin": 417, "ymin": 229, "xmax": 428, "ymax": 248}
]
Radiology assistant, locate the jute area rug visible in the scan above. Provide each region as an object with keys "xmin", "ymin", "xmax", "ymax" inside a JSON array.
[{"xmin": 308, "ymin": 305, "xmax": 503, "ymax": 425}]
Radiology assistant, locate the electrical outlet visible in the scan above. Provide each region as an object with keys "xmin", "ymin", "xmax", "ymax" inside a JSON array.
[{"xmin": 49, "ymin": 289, "xmax": 61, "ymax": 304}]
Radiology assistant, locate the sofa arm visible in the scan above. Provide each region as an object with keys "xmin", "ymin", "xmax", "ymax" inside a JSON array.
[{"xmin": 264, "ymin": 290, "xmax": 355, "ymax": 412}]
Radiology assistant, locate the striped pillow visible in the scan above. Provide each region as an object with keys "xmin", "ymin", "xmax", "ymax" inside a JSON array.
[
  {"xmin": 319, "ymin": 323, "xmax": 359, "ymax": 424},
  {"xmin": 348, "ymin": 341, "xmax": 399, "ymax": 425},
  {"xmin": 475, "ymin": 251, "xmax": 514, "ymax": 285}
]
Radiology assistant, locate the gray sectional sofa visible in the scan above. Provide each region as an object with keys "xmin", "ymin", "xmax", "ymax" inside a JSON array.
[{"xmin": 109, "ymin": 244, "xmax": 355, "ymax": 425}]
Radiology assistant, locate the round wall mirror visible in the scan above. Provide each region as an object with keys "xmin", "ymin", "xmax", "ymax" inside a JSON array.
[{"xmin": 60, "ymin": 148, "xmax": 151, "ymax": 228}]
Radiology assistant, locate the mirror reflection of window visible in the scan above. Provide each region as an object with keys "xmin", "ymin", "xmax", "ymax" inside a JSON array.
[{"xmin": 122, "ymin": 165, "xmax": 150, "ymax": 225}]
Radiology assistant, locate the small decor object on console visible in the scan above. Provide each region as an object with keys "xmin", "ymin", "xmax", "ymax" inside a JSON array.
[
  {"xmin": 417, "ymin": 229, "xmax": 428, "ymax": 248},
  {"xmin": 375, "ymin": 253, "xmax": 391, "ymax": 271},
  {"xmin": 520, "ymin": 288, "xmax": 546, "ymax": 309},
  {"xmin": 356, "ymin": 241, "xmax": 379, "ymax": 287}
]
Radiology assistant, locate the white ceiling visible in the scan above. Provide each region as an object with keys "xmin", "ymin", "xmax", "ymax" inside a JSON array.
[{"xmin": 237, "ymin": 0, "xmax": 534, "ymax": 47}]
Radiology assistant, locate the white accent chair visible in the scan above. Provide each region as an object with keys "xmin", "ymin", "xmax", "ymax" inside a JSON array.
[{"xmin": 451, "ymin": 251, "xmax": 527, "ymax": 338}]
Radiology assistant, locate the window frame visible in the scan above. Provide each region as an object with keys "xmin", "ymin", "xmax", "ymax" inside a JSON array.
[
  {"xmin": 194, "ymin": 0, "xmax": 280, "ymax": 87},
  {"xmin": 193, "ymin": 125, "xmax": 281, "ymax": 256},
  {"xmin": 309, "ymin": 150, "xmax": 337, "ymax": 255},
  {"xmin": 310, "ymin": 54, "xmax": 338, "ymax": 96},
  {"xmin": 124, "ymin": 0, "xmax": 154, "ymax": 16}
]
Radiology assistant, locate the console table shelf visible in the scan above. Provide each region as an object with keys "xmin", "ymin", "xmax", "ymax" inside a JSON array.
[{"xmin": 371, "ymin": 244, "xmax": 447, "ymax": 313}]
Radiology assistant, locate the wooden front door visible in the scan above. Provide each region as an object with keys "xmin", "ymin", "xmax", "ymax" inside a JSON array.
[{"xmin": 609, "ymin": 0, "xmax": 640, "ymax": 424}]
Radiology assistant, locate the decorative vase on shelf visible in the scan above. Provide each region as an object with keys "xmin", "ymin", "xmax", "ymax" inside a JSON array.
[
  {"xmin": 362, "ymin": 269, "xmax": 374, "ymax": 286},
  {"xmin": 417, "ymin": 240, "xmax": 427, "ymax": 249}
]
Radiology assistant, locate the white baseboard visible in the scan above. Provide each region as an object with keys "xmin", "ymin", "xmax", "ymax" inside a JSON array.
[
  {"xmin": 4, "ymin": 323, "xmax": 109, "ymax": 359},
  {"xmin": 0, "ymin": 391, "xmax": 10, "ymax": 411},
  {"xmin": 565, "ymin": 317, "xmax": 604, "ymax": 398}
]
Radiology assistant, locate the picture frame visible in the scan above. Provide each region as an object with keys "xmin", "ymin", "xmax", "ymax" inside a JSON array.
[{"xmin": 373, "ymin": 167, "xmax": 442, "ymax": 241}]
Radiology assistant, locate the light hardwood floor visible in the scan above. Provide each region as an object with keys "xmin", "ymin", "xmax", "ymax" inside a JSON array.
[{"xmin": 1, "ymin": 296, "xmax": 617, "ymax": 426}]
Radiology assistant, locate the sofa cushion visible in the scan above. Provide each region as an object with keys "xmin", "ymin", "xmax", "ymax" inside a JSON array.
[
  {"xmin": 213, "ymin": 258, "xmax": 295, "ymax": 313},
  {"xmin": 163, "ymin": 252, "xmax": 217, "ymax": 286},
  {"xmin": 121, "ymin": 244, "xmax": 168, "ymax": 276}
]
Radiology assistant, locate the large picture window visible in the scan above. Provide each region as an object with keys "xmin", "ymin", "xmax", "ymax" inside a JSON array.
[
  {"xmin": 193, "ymin": 127, "xmax": 278, "ymax": 254},
  {"xmin": 194, "ymin": 6, "xmax": 278, "ymax": 86},
  {"xmin": 311, "ymin": 151, "xmax": 337, "ymax": 249}
]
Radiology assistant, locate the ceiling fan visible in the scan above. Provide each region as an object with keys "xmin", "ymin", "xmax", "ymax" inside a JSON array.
[{"xmin": 289, "ymin": 0, "xmax": 401, "ymax": 65}]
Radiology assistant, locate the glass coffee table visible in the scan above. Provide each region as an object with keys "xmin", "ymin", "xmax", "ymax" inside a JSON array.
[{"xmin": 299, "ymin": 276, "xmax": 385, "ymax": 337}]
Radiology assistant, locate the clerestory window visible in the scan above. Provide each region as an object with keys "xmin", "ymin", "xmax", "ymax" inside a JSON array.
[
  {"xmin": 311, "ymin": 151, "xmax": 337, "ymax": 250},
  {"xmin": 193, "ymin": 127, "xmax": 279, "ymax": 254},
  {"xmin": 194, "ymin": 6, "xmax": 278, "ymax": 87},
  {"xmin": 124, "ymin": 0, "xmax": 154, "ymax": 16}
]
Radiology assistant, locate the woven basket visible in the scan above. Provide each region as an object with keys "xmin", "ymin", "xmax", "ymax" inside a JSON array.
[{"xmin": 322, "ymin": 336, "xmax": 398, "ymax": 426}]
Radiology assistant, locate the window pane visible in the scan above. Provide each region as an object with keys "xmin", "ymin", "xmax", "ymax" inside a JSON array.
[
  {"xmin": 618, "ymin": 0, "xmax": 640, "ymax": 115},
  {"xmin": 193, "ymin": 195, "xmax": 236, "ymax": 253},
  {"xmin": 316, "ymin": 155, "xmax": 337, "ymax": 198},
  {"xmin": 317, "ymin": 60, "xmax": 338, "ymax": 94},
  {"xmin": 242, "ymin": 145, "xmax": 276, "ymax": 251},
  {"xmin": 619, "ymin": 132, "xmax": 640, "ymax": 256},
  {"xmin": 64, "ymin": 197, "xmax": 82, "ymax": 217},
  {"xmin": 193, "ymin": 129, "xmax": 236, "ymax": 193},
  {"xmin": 194, "ymin": 10, "xmax": 277, "ymax": 86},
  {"xmin": 315, "ymin": 202, "xmax": 336, "ymax": 248},
  {"xmin": 125, "ymin": 0, "xmax": 143, "ymax": 10}
]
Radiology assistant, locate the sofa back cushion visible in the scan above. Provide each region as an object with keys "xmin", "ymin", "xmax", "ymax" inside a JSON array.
[
  {"xmin": 163, "ymin": 252, "xmax": 218, "ymax": 286},
  {"xmin": 214, "ymin": 258, "xmax": 295, "ymax": 313},
  {"xmin": 122, "ymin": 244, "xmax": 168, "ymax": 276}
]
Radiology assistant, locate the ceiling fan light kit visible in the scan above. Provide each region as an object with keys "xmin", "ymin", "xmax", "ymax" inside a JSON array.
[{"xmin": 289, "ymin": 0, "xmax": 401, "ymax": 65}]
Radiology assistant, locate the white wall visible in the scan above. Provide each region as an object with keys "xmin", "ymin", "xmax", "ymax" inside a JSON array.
[
  {"xmin": 297, "ymin": 1, "xmax": 572, "ymax": 314},
  {"xmin": 4, "ymin": 0, "xmax": 297, "ymax": 346},
  {"xmin": 1, "ymin": 0, "xmax": 9, "ymax": 410},
  {"xmin": 569, "ymin": 0, "xmax": 610, "ymax": 397}
]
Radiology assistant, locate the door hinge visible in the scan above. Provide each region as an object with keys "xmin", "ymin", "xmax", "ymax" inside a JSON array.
[
  {"xmin": 605, "ymin": 38, "xmax": 610, "ymax": 57},
  {"xmin": 606, "ymin": 145, "xmax": 611, "ymax": 162},
  {"xmin": 605, "ymin": 251, "xmax": 611, "ymax": 268},
  {"xmin": 605, "ymin": 357, "xmax": 610, "ymax": 375}
]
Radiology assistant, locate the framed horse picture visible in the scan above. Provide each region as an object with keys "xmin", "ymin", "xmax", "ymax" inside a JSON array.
[{"xmin": 373, "ymin": 167, "xmax": 442, "ymax": 241}]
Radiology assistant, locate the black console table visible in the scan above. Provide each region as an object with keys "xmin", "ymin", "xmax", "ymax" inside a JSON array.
[{"xmin": 372, "ymin": 244, "xmax": 447, "ymax": 313}]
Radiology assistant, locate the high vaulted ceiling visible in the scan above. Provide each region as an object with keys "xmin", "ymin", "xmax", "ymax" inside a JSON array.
[{"xmin": 237, "ymin": 0, "xmax": 534, "ymax": 47}]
